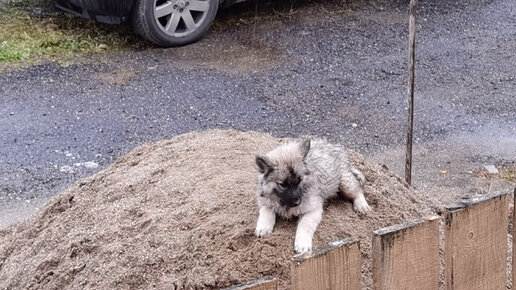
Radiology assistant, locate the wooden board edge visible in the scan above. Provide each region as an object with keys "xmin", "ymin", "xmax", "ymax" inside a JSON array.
[
  {"xmin": 373, "ymin": 215, "xmax": 440, "ymax": 237},
  {"xmin": 511, "ymin": 187, "xmax": 516, "ymax": 289},
  {"xmin": 291, "ymin": 237, "xmax": 359, "ymax": 263},
  {"xmin": 222, "ymin": 276, "xmax": 277, "ymax": 290},
  {"xmin": 445, "ymin": 191, "xmax": 510, "ymax": 212}
]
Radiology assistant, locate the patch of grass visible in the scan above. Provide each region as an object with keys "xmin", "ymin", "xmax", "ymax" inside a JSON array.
[
  {"xmin": 0, "ymin": 0, "xmax": 144, "ymax": 67},
  {"xmin": 499, "ymin": 166, "xmax": 516, "ymax": 183},
  {"xmin": 472, "ymin": 164, "xmax": 516, "ymax": 184}
]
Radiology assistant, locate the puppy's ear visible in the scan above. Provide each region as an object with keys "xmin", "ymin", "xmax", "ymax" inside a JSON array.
[
  {"xmin": 256, "ymin": 154, "xmax": 272, "ymax": 174},
  {"xmin": 299, "ymin": 139, "xmax": 311, "ymax": 160}
]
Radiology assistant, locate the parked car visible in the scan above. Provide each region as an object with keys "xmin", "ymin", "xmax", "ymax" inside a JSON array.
[{"xmin": 55, "ymin": 0, "xmax": 237, "ymax": 47}]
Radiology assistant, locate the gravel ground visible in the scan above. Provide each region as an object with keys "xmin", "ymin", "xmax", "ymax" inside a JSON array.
[{"xmin": 0, "ymin": 0, "xmax": 515, "ymax": 228}]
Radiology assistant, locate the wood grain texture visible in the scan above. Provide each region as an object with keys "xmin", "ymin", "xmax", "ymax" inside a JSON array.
[
  {"xmin": 404, "ymin": 0, "xmax": 417, "ymax": 185},
  {"xmin": 223, "ymin": 276, "xmax": 277, "ymax": 290},
  {"xmin": 372, "ymin": 216, "xmax": 440, "ymax": 290},
  {"xmin": 290, "ymin": 238, "xmax": 361, "ymax": 290},
  {"xmin": 445, "ymin": 192, "xmax": 509, "ymax": 290},
  {"xmin": 513, "ymin": 188, "xmax": 516, "ymax": 290}
]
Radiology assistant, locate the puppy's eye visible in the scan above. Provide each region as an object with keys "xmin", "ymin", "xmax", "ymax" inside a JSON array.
[{"xmin": 277, "ymin": 182, "xmax": 288, "ymax": 189}]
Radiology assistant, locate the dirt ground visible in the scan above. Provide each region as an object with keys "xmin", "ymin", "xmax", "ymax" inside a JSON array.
[
  {"xmin": 0, "ymin": 0, "xmax": 515, "ymax": 287},
  {"xmin": 0, "ymin": 130, "xmax": 438, "ymax": 289}
]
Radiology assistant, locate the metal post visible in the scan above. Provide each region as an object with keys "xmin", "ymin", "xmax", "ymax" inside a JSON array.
[{"xmin": 405, "ymin": 0, "xmax": 417, "ymax": 185}]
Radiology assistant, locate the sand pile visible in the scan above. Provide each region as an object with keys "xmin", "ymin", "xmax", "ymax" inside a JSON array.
[{"xmin": 0, "ymin": 130, "xmax": 436, "ymax": 289}]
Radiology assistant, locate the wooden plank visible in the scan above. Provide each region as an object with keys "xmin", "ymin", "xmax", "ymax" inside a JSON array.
[
  {"xmin": 290, "ymin": 237, "xmax": 361, "ymax": 290},
  {"xmin": 372, "ymin": 216, "xmax": 440, "ymax": 290},
  {"xmin": 404, "ymin": 0, "xmax": 418, "ymax": 185},
  {"xmin": 513, "ymin": 188, "xmax": 516, "ymax": 290},
  {"xmin": 223, "ymin": 276, "xmax": 277, "ymax": 290},
  {"xmin": 445, "ymin": 191, "xmax": 509, "ymax": 290},
  {"xmin": 372, "ymin": 217, "xmax": 440, "ymax": 289}
]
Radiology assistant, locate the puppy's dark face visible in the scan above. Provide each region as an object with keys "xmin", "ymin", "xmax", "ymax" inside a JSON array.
[
  {"xmin": 274, "ymin": 167, "xmax": 303, "ymax": 207},
  {"xmin": 256, "ymin": 139, "xmax": 311, "ymax": 208}
]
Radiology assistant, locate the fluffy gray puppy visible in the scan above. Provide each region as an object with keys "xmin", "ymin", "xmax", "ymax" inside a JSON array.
[{"xmin": 254, "ymin": 139, "xmax": 372, "ymax": 253}]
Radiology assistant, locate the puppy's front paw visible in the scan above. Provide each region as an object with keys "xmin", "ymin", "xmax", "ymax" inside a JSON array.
[
  {"xmin": 354, "ymin": 202, "xmax": 372, "ymax": 214},
  {"xmin": 255, "ymin": 207, "xmax": 276, "ymax": 237},
  {"xmin": 294, "ymin": 232, "xmax": 313, "ymax": 253},
  {"xmin": 255, "ymin": 224, "xmax": 273, "ymax": 237},
  {"xmin": 353, "ymin": 195, "xmax": 372, "ymax": 214}
]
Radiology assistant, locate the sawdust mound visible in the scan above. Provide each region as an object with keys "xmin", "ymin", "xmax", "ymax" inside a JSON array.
[{"xmin": 0, "ymin": 130, "xmax": 436, "ymax": 289}]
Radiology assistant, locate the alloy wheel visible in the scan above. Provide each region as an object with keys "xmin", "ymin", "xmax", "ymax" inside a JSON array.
[{"xmin": 154, "ymin": 0, "xmax": 211, "ymax": 38}]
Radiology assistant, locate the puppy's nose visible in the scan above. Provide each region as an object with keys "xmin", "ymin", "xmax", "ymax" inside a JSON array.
[{"xmin": 292, "ymin": 199, "xmax": 301, "ymax": 206}]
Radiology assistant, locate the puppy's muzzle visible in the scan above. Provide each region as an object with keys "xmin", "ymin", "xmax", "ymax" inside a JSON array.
[
  {"xmin": 282, "ymin": 194, "xmax": 301, "ymax": 208},
  {"xmin": 290, "ymin": 198, "xmax": 301, "ymax": 207}
]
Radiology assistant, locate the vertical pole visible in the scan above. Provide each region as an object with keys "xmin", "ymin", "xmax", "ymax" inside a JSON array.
[
  {"xmin": 405, "ymin": 0, "xmax": 417, "ymax": 185},
  {"xmin": 252, "ymin": 0, "xmax": 259, "ymax": 44}
]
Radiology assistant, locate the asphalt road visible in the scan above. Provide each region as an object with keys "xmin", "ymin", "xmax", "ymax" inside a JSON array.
[{"xmin": 1, "ymin": 0, "xmax": 515, "ymax": 228}]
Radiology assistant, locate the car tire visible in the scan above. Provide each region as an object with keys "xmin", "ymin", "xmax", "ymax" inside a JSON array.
[{"xmin": 132, "ymin": 0, "xmax": 219, "ymax": 47}]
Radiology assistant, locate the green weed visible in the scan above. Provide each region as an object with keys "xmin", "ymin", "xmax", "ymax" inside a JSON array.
[
  {"xmin": 0, "ymin": 0, "xmax": 143, "ymax": 67},
  {"xmin": 499, "ymin": 167, "xmax": 516, "ymax": 183}
]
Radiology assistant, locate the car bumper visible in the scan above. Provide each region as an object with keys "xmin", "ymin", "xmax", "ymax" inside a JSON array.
[{"xmin": 55, "ymin": 0, "xmax": 134, "ymax": 24}]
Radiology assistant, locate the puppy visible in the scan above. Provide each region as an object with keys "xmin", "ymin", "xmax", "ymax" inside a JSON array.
[{"xmin": 254, "ymin": 139, "xmax": 371, "ymax": 253}]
